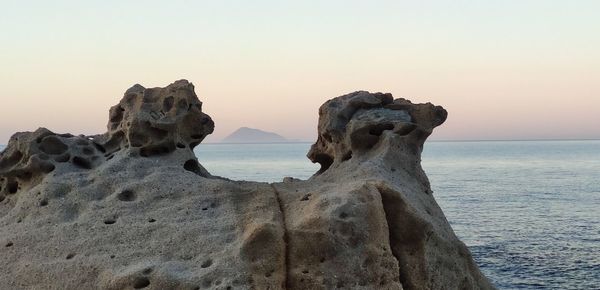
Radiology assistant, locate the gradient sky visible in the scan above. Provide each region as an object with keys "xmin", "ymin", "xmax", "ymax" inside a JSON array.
[{"xmin": 1, "ymin": 0, "xmax": 599, "ymax": 144}]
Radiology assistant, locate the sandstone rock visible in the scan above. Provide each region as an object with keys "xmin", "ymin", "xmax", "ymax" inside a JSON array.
[
  {"xmin": 0, "ymin": 81, "xmax": 494, "ymax": 289},
  {"xmin": 95, "ymin": 80, "xmax": 214, "ymax": 159}
]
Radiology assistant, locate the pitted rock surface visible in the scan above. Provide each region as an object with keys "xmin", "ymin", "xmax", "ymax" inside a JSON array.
[
  {"xmin": 307, "ymin": 91, "xmax": 447, "ymax": 175},
  {"xmin": 96, "ymin": 80, "xmax": 214, "ymax": 158},
  {"xmin": 0, "ymin": 80, "xmax": 494, "ymax": 290},
  {"xmin": 0, "ymin": 128, "xmax": 104, "ymax": 201}
]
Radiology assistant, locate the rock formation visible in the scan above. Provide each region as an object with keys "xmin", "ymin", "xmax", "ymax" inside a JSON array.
[{"xmin": 0, "ymin": 80, "xmax": 494, "ymax": 289}]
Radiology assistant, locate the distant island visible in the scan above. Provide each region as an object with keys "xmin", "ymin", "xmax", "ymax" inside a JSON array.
[{"xmin": 221, "ymin": 127, "xmax": 294, "ymax": 143}]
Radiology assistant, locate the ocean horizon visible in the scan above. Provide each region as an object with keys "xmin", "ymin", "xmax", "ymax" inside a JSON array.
[
  {"xmin": 201, "ymin": 138, "xmax": 600, "ymax": 145},
  {"xmin": 4, "ymin": 138, "xmax": 600, "ymax": 149}
]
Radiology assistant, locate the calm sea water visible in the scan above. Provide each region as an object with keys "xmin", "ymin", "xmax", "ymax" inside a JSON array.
[
  {"xmin": 195, "ymin": 141, "xmax": 600, "ymax": 290},
  {"xmin": 2, "ymin": 141, "xmax": 599, "ymax": 289}
]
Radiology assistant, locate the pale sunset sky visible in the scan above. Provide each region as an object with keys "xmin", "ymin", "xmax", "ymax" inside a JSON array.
[{"xmin": 1, "ymin": 0, "xmax": 599, "ymax": 144}]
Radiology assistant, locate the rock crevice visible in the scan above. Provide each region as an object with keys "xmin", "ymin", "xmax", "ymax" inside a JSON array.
[
  {"xmin": 0, "ymin": 80, "xmax": 494, "ymax": 290},
  {"xmin": 270, "ymin": 183, "xmax": 291, "ymax": 289}
]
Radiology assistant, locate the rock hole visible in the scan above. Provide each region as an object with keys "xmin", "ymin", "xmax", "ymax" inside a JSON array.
[
  {"xmin": 132, "ymin": 277, "xmax": 150, "ymax": 289},
  {"xmin": 110, "ymin": 255, "xmax": 115, "ymax": 259},
  {"xmin": 39, "ymin": 136, "xmax": 68, "ymax": 155},
  {"xmin": 129, "ymin": 132, "xmax": 149, "ymax": 147},
  {"xmin": 55, "ymin": 153, "xmax": 70, "ymax": 163},
  {"xmin": 201, "ymin": 259, "xmax": 213, "ymax": 268},
  {"xmin": 72, "ymin": 156, "xmax": 92, "ymax": 169},
  {"xmin": 18, "ymin": 171, "xmax": 33, "ymax": 180},
  {"xmin": 342, "ymin": 151, "xmax": 352, "ymax": 161},
  {"xmin": 92, "ymin": 142, "xmax": 106, "ymax": 153},
  {"xmin": 302, "ymin": 269, "xmax": 309, "ymax": 274},
  {"xmin": 163, "ymin": 96, "xmax": 174, "ymax": 112},
  {"xmin": 148, "ymin": 218, "xmax": 156, "ymax": 223},
  {"xmin": 7, "ymin": 180, "xmax": 19, "ymax": 194},
  {"xmin": 339, "ymin": 212, "xmax": 348, "ymax": 219},
  {"xmin": 5, "ymin": 242, "xmax": 13, "ymax": 247},
  {"xmin": 0, "ymin": 195, "xmax": 5, "ymax": 202},
  {"xmin": 176, "ymin": 143, "xmax": 185, "ymax": 148},
  {"xmin": 368, "ymin": 123, "xmax": 395, "ymax": 136},
  {"xmin": 183, "ymin": 159, "xmax": 205, "ymax": 176},
  {"xmin": 300, "ymin": 193, "xmax": 311, "ymax": 201},
  {"xmin": 177, "ymin": 99, "xmax": 188, "ymax": 112},
  {"xmin": 104, "ymin": 218, "xmax": 116, "ymax": 225},
  {"xmin": 190, "ymin": 134, "xmax": 203, "ymax": 140},
  {"xmin": 44, "ymin": 164, "xmax": 56, "ymax": 173},
  {"xmin": 66, "ymin": 253, "xmax": 75, "ymax": 260},
  {"xmin": 109, "ymin": 106, "xmax": 125, "ymax": 123},
  {"xmin": 117, "ymin": 190, "xmax": 136, "ymax": 202},
  {"xmin": 146, "ymin": 125, "xmax": 168, "ymax": 140},
  {"xmin": 140, "ymin": 145, "xmax": 172, "ymax": 157},
  {"xmin": 313, "ymin": 154, "xmax": 333, "ymax": 175},
  {"xmin": 39, "ymin": 199, "xmax": 48, "ymax": 207},
  {"xmin": 395, "ymin": 123, "xmax": 417, "ymax": 136},
  {"xmin": 352, "ymin": 123, "xmax": 396, "ymax": 151}
]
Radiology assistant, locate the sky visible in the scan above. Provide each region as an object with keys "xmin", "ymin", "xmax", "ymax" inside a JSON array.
[{"xmin": 0, "ymin": 0, "xmax": 599, "ymax": 144}]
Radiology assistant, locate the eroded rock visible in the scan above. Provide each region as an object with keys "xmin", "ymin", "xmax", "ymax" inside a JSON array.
[
  {"xmin": 95, "ymin": 80, "xmax": 214, "ymax": 158},
  {"xmin": 0, "ymin": 128, "xmax": 104, "ymax": 200},
  {"xmin": 0, "ymin": 81, "xmax": 494, "ymax": 289},
  {"xmin": 276, "ymin": 91, "xmax": 488, "ymax": 289},
  {"xmin": 307, "ymin": 91, "xmax": 447, "ymax": 175}
]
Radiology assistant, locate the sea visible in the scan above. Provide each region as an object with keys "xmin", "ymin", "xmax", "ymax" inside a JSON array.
[{"xmin": 2, "ymin": 140, "xmax": 599, "ymax": 289}]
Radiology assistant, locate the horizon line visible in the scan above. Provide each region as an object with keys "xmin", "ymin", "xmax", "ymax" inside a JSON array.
[
  {"xmin": 200, "ymin": 138, "xmax": 600, "ymax": 145},
  {"xmin": 1, "ymin": 138, "xmax": 599, "ymax": 148}
]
